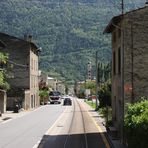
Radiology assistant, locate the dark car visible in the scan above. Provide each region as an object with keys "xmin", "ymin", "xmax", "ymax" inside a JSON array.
[{"xmin": 63, "ymin": 98, "xmax": 72, "ymax": 105}]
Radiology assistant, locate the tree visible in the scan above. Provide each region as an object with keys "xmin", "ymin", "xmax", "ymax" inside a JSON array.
[
  {"xmin": 0, "ymin": 52, "xmax": 10, "ymax": 90},
  {"xmin": 39, "ymin": 90, "xmax": 49, "ymax": 105},
  {"xmin": 98, "ymin": 80, "xmax": 111, "ymax": 107}
]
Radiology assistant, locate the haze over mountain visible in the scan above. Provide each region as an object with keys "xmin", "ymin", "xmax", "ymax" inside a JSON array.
[{"xmin": 0, "ymin": 0, "xmax": 146, "ymax": 83}]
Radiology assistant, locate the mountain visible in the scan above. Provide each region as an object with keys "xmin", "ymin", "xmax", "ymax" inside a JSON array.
[{"xmin": 0, "ymin": 0, "xmax": 146, "ymax": 83}]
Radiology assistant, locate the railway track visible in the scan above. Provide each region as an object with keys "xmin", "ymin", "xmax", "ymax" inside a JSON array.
[
  {"xmin": 64, "ymin": 97, "xmax": 88, "ymax": 148},
  {"xmin": 37, "ymin": 97, "xmax": 109, "ymax": 148}
]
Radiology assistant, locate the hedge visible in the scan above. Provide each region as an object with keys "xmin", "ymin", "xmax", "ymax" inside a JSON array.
[{"xmin": 124, "ymin": 99, "xmax": 148, "ymax": 148}]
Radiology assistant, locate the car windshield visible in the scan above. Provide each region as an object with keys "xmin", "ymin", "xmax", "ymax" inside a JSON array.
[
  {"xmin": 49, "ymin": 91, "xmax": 61, "ymax": 96},
  {"xmin": 65, "ymin": 98, "xmax": 70, "ymax": 100}
]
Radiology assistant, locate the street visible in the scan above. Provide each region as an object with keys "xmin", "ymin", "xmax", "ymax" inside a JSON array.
[
  {"xmin": 38, "ymin": 98, "xmax": 110, "ymax": 148},
  {"xmin": 0, "ymin": 97, "xmax": 110, "ymax": 148},
  {"xmin": 0, "ymin": 104, "xmax": 65, "ymax": 148}
]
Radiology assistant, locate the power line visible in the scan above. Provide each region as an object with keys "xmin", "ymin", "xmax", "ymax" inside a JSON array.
[
  {"xmin": 0, "ymin": 0, "xmax": 144, "ymax": 8},
  {"xmin": 8, "ymin": 60, "xmax": 28, "ymax": 68}
]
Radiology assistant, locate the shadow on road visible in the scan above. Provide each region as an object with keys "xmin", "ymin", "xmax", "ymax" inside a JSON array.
[{"xmin": 38, "ymin": 132, "xmax": 108, "ymax": 148}]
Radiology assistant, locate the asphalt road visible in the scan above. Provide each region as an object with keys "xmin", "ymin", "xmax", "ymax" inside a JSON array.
[
  {"xmin": 0, "ymin": 104, "xmax": 65, "ymax": 148},
  {"xmin": 38, "ymin": 98, "xmax": 110, "ymax": 148}
]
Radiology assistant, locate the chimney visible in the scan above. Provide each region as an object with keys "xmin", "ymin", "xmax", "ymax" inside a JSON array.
[
  {"xmin": 24, "ymin": 34, "xmax": 27, "ymax": 41},
  {"xmin": 28, "ymin": 35, "xmax": 32, "ymax": 42}
]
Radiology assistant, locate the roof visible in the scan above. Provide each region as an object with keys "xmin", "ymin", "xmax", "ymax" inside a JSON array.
[
  {"xmin": 104, "ymin": 6, "xmax": 148, "ymax": 33},
  {"xmin": 103, "ymin": 14, "xmax": 122, "ymax": 33},
  {"xmin": 30, "ymin": 42, "xmax": 38, "ymax": 50},
  {"xmin": 0, "ymin": 32, "xmax": 39, "ymax": 50},
  {"xmin": 0, "ymin": 40, "xmax": 6, "ymax": 48}
]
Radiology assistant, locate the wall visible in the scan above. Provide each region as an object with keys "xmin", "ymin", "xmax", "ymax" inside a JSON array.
[
  {"xmin": 30, "ymin": 48, "xmax": 39, "ymax": 108},
  {"xmin": 124, "ymin": 7, "xmax": 148, "ymax": 102},
  {"xmin": 0, "ymin": 40, "xmax": 30, "ymax": 89},
  {"xmin": 111, "ymin": 6, "xmax": 148, "ymax": 137}
]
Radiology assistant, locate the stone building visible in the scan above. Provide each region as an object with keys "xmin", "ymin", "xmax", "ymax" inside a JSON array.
[
  {"xmin": 39, "ymin": 72, "xmax": 56, "ymax": 91},
  {"xmin": 104, "ymin": 6, "xmax": 148, "ymax": 138},
  {"xmin": 39, "ymin": 71, "xmax": 65, "ymax": 94},
  {"xmin": 0, "ymin": 33, "xmax": 40, "ymax": 110}
]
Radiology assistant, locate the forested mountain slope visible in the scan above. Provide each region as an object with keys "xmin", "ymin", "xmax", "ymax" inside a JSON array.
[{"xmin": 0, "ymin": 0, "xmax": 146, "ymax": 83}]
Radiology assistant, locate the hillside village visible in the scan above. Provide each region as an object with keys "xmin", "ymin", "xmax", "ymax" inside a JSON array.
[{"xmin": 0, "ymin": 2, "xmax": 148, "ymax": 148}]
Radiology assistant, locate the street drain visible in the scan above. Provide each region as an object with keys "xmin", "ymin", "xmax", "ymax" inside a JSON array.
[{"xmin": 57, "ymin": 125, "xmax": 63, "ymax": 127}]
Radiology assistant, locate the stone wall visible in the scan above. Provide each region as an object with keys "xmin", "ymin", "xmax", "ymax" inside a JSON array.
[
  {"xmin": 124, "ymin": 7, "xmax": 148, "ymax": 102},
  {"xmin": 110, "ymin": 6, "xmax": 148, "ymax": 134}
]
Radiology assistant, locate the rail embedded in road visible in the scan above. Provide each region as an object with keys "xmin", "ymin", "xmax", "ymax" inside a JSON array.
[{"xmin": 37, "ymin": 97, "xmax": 110, "ymax": 148}]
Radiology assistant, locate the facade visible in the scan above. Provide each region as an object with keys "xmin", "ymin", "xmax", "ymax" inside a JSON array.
[
  {"xmin": 39, "ymin": 71, "xmax": 65, "ymax": 94},
  {"xmin": 104, "ymin": 6, "xmax": 148, "ymax": 138},
  {"xmin": 47, "ymin": 77, "xmax": 57, "ymax": 91},
  {"xmin": 0, "ymin": 40, "xmax": 7, "ymax": 113},
  {"xmin": 38, "ymin": 72, "xmax": 57, "ymax": 91},
  {"xmin": 56, "ymin": 81, "xmax": 65, "ymax": 95},
  {"xmin": 39, "ymin": 71, "xmax": 48, "ymax": 89},
  {"xmin": 0, "ymin": 33, "xmax": 40, "ymax": 110}
]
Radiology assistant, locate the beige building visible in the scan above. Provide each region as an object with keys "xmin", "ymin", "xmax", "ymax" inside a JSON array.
[
  {"xmin": 104, "ymin": 6, "xmax": 148, "ymax": 138},
  {"xmin": 47, "ymin": 77, "xmax": 57, "ymax": 91},
  {"xmin": 39, "ymin": 72, "xmax": 57, "ymax": 91},
  {"xmin": 39, "ymin": 72, "xmax": 64, "ymax": 93},
  {"xmin": 0, "ymin": 33, "xmax": 40, "ymax": 110}
]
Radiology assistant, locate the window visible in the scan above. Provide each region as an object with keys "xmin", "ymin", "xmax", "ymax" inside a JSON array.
[
  {"xmin": 118, "ymin": 28, "xmax": 121, "ymax": 38},
  {"xmin": 31, "ymin": 59, "xmax": 33, "ymax": 70},
  {"xmin": 118, "ymin": 47, "xmax": 121, "ymax": 74},
  {"xmin": 36, "ymin": 62, "xmax": 38, "ymax": 70},
  {"xmin": 113, "ymin": 51, "xmax": 116, "ymax": 75},
  {"xmin": 34, "ymin": 77, "xmax": 35, "ymax": 88},
  {"xmin": 113, "ymin": 31, "xmax": 116, "ymax": 43},
  {"xmin": 34, "ymin": 60, "xmax": 35, "ymax": 70},
  {"xmin": 114, "ymin": 96, "xmax": 117, "ymax": 121}
]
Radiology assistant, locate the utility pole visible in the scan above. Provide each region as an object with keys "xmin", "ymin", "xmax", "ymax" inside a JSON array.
[
  {"xmin": 95, "ymin": 51, "xmax": 99, "ymax": 110},
  {"xmin": 131, "ymin": 22, "xmax": 134, "ymax": 103},
  {"xmin": 121, "ymin": 0, "xmax": 125, "ymax": 143}
]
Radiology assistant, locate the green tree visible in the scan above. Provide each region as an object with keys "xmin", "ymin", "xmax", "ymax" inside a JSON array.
[
  {"xmin": 98, "ymin": 80, "xmax": 111, "ymax": 107},
  {"xmin": 0, "ymin": 52, "xmax": 9, "ymax": 90},
  {"xmin": 39, "ymin": 90, "xmax": 49, "ymax": 105}
]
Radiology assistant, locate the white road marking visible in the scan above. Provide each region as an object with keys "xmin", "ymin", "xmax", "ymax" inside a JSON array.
[{"xmin": 32, "ymin": 106, "xmax": 68, "ymax": 148}]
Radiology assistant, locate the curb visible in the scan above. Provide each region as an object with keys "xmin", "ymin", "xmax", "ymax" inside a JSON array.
[{"xmin": 104, "ymin": 132, "xmax": 115, "ymax": 148}]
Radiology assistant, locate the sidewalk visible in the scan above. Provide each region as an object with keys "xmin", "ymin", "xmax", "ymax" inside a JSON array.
[
  {"xmin": 0, "ymin": 109, "xmax": 35, "ymax": 123},
  {"xmin": 82, "ymin": 100, "xmax": 126, "ymax": 148}
]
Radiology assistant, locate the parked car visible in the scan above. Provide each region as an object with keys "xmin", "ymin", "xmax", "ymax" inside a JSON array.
[
  {"xmin": 63, "ymin": 97, "xmax": 72, "ymax": 106},
  {"xmin": 87, "ymin": 95, "xmax": 92, "ymax": 101},
  {"xmin": 49, "ymin": 91, "xmax": 61, "ymax": 104}
]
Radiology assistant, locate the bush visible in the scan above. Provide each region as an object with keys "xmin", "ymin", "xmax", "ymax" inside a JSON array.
[
  {"xmin": 39, "ymin": 90, "xmax": 49, "ymax": 104},
  {"xmin": 98, "ymin": 80, "xmax": 111, "ymax": 107},
  {"xmin": 124, "ymin": 99, "xmax": 148, "ymax": 148}
]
